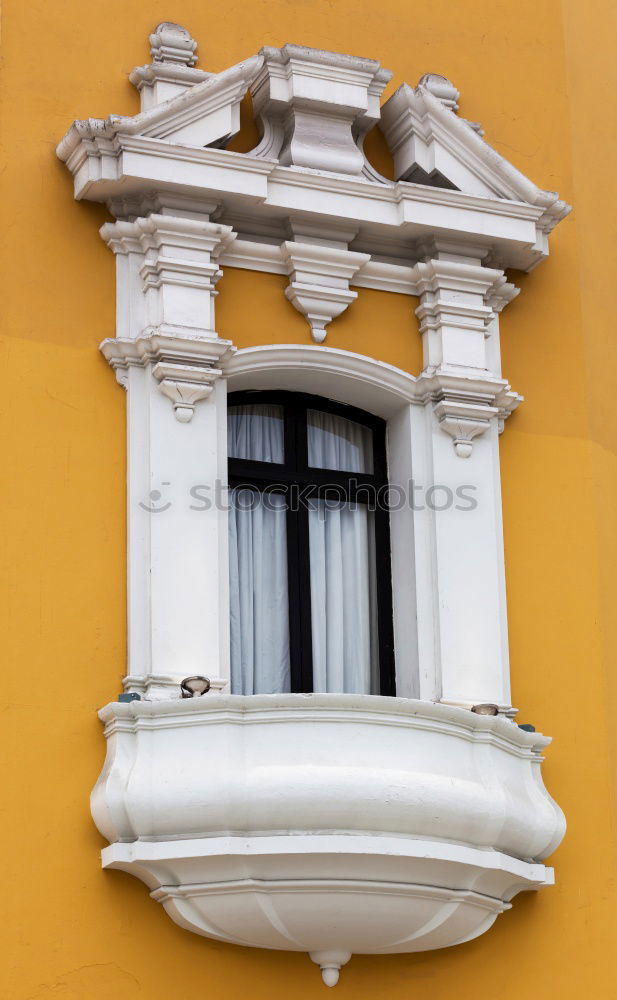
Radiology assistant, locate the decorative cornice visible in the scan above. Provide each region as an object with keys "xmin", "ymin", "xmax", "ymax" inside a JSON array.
[
  {"xmin": 100, "ymin": 213, "xmax": 236, "ymax": 257},
  {"xmin": 56, "ymin": 132, "xmax": 561, "ymax": 272}
]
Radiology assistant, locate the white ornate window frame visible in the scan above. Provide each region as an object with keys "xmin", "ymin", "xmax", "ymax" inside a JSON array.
[{"xmin": 58, "ymin": 24, "xmax": 569, "ymax": 983}]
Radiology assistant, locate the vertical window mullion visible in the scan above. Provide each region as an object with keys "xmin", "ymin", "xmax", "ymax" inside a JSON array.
[
  {"xmin": 374, "ymin": 502, "xmax": 396, "ymax": 697},
  {"xmin": 284, "ymin": 401, "xmax": 314, "ymax": 692},
  {"xmin": 293, "ymin": 402, "xmax": 314, "ymax": 692},
  {"xmin": 285, "ymin": 501, "xmax": 306, "ymax": 693},
  {"xmin": 295, "ymin": 497, "xmax": 315, "ymax": 693}
]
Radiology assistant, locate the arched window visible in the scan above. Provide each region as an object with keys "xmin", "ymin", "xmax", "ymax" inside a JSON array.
[{"xmin": 228, "ymin": 391, "xmax": 395, "ymax": 696}]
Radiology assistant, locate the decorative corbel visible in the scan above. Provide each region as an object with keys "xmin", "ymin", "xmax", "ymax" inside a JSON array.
[
  {"xmin": 420, "ymin": 373, "xmax": 522, "ymax": 457},
  {"xmin": 153, "ymin": 361, "xmax": 221, "ymax": 423},
  {"xmin": 281, "ymin": 241, "xmax": 370, "ymax": 343},
  {"xmin": 433, "ymin": 397, "xmax": 494, "ymax": 458}
]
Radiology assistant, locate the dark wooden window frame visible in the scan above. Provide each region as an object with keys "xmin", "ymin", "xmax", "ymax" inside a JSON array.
[{"xmin": 228, "ymin": 389, "xmax": 396, "ymax": 696}]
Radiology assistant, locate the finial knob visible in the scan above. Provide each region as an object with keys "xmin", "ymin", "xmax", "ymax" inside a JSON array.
[
  {"xmin": 309, "ymin": 951, "xmax": 352, "ymax": 987},
  {"xmin": 149, "ymin": 22, "xmax": 198, "ymax": 66},
  {"xmin": 418, "ymin": 73, "xmax": 460, "ymax": 112}
]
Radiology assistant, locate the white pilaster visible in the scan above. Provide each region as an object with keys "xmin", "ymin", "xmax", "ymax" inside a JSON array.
[
  {"xmin": 100, "ymin": 212, "xmax": 236, "ymax": 699},
  {"xmin": 409, "ymin": 252, "xmax": 520, "ymax": 712}
]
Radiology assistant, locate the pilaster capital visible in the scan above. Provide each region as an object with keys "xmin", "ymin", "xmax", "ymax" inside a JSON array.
[
  {"xmin": 100, "ymin": 213, "xmax": 236, "ymax": 259},
  {"xmin": 416, "ymin": 369, "xmax": 522, "ymax": 457},
  {"xmin": 100, "ymin": 214, "xmax": 236, "ymax": 340},
  {"xmin": 410, "ymin": 257, "xmax": 519, "ymax": 378},
  {"xmin": 100, "ymin": 333, "xmax": 235, "ymax": 421}
]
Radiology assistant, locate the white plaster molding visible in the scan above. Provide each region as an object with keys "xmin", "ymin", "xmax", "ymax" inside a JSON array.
[
  {"xmin": 100, "ymin": 332, "xmax": 234, "ymax": 698},
  {"xmin": 218, "ymin": 240, "xmax": 522, "ymax": 309},
  {"xmin": 58, "ymin": 54, "xmax": 262, "ymax": 153},
  {"xmin": 224, "ymin": 342, "xmax": 418, "ymax": 409},
  {"xmin": 129, "ymin": 62, "xmax": 212, "ymax": 113},
  {"xmin": 92, "ymin": 695, "xmax": 565, "ymax": 984},
  {"xmin": 155, "ymin": 364, "xmax": 220, "ymax": 423},
  {"xmin": 352, "ymin": 258, "xmax": 417, "ymax": 294},
  {"xmin": 100, "ymin": 214, "xmax": 236, "ymax": 341},
  {"xmin": 250, "ymin": 44, "xmax": 392, "ymax": 179},
  {"xmin": 219, "ymin": 237, "xmax": 287, "ymax": 275},
  {"xmin": 149, "ymin": 21, "xmax": 198, "ymax": 66},
  {"xmin": 101, "ymin": 333, "xmax": 234, "ymax": 421},
  {"xmin": 380, "ymin": 78, "xmax": 571, "ymax": 234},
  {"xmin": 411, "ymin": 257, "xmax": 518, "ymax": 375},
  {"xmin": 416, "ymin": 73, "xmax": 484, "ymax": 133},
  {"xmin": 225, "ymin": 341, "xmax": 521, "ymax": 455},
  {"xmin": 309, "ymin": 953, "xmax": 351, "ymax": 989},
  {"xmin": 128, "ymin": 24, "xmax": 211, "ymax": 113},
  {"xmin": 56, "ymin": 134, "xmax": 565, "ymax": 272},
  {"xmin": 281, "ymin": 241, "xmax": 370, "ymax": 342},
  {"xmin": 121, "ymin": 671, "xmax": 228, "ymax": 698}
]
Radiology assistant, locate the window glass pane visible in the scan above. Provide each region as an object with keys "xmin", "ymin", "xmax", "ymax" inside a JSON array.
[
  {"xmin": 228, "ymin": 404, "xmax": 284, "ymax": 463},
  {"xmin": 308, "ymin": 500, "xmax": 379, "ymax": 694},
  {"xmin": 229, "ymin": 489, "xmax": 290, "ymax": 694},
  {"xmin": 307, "ymin": 409, "xmax": 373, "ymax": 473}
]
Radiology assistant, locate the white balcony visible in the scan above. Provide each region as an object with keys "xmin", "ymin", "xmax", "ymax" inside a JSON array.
[{"xmin": 92, "ymin": 694, "xmax": 564, "ymax": 986}]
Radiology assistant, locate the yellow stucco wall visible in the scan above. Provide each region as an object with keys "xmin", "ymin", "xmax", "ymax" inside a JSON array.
[{"xmin": 2, "ymin": 0, "xmax": 616, "ymax": 996}]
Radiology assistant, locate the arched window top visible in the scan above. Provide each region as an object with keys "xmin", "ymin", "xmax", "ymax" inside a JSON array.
[{"xmin": 227, "ymin": 390, "xmax": 387, "ymax": 480}]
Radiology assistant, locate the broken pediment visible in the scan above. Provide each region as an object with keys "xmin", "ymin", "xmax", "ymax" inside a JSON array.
[
  {"xmin": 379, "ymin": 75, "xmax": 569, "ymax": 227},
  {"xmin": 56, "ymin": 24, "xmax": 570, "ymax": 275},
  {"xmin": 57, "ymin": 23, "xmax": 568, "ymax": 229},
  {"xmin": 57, "ymin": 23, "xmax": 262, "ymax": 154}
]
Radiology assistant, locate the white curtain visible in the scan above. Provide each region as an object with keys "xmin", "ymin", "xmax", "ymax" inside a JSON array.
[
  {"xmin": 228, "ymin": 404, "xmax": 289, "ymax": 694},
  {"xmin": 229, "ymin": 489, "xmax": 290, "ymax": 694},
  {"xmin": 229, "ymin": 403, "xmax": 379, "ymax": 695},
  {"xmin": 228, "ymin": 404, "xmax": 284, "ymax": 463},
  {"xmin": 307, "ymin": 408, "xmax": 373, "ymax": 472},
  {"xmin": 307, "ymin": 409, "xmax": 378, "ymax": 694}
]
